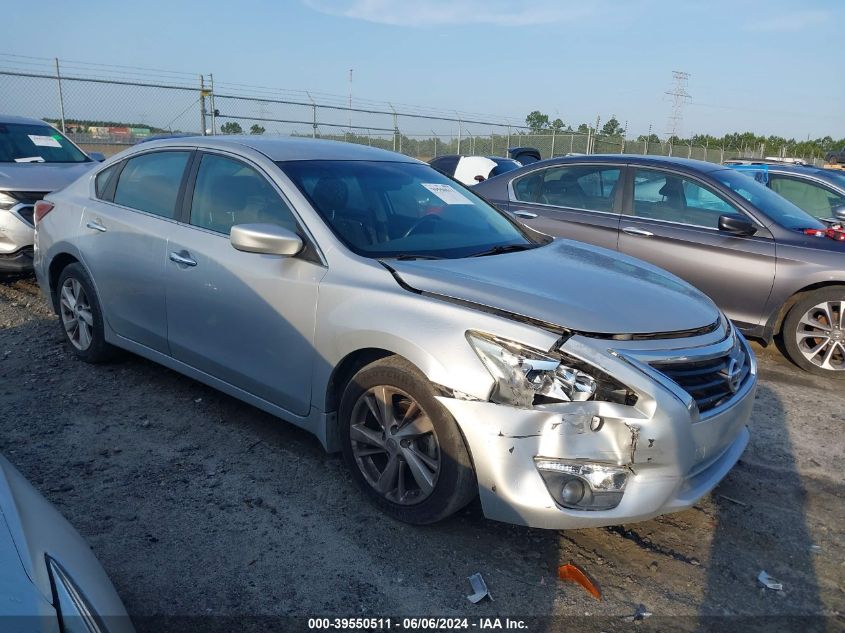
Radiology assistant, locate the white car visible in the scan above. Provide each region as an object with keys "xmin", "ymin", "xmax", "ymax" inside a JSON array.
[
  {"xmin": 0, "ymin": 115, "xmax": 102, "ymax": 272},
  {"xmin": 429, "ymin": 155, "xmax": 522, "ymax": 185}
]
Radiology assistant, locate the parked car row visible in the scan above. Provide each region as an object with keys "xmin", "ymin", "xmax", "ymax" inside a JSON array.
[{"xmin": 3, "ymin": 122, "xmax": 838, "ymax": 624}]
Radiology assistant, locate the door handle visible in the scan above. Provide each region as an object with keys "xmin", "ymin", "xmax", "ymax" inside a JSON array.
[
  {"xmin": 85, "ymin": 220, "xmax": 107, "ymax": 233},
  {"xmin": 169, "ymin": 251, "xmax": 197, "ymax": 267},
  {"xmin": 513, "ymin": 211, "xmax": 538, "ymax": 219},
  {"xmin": 622, "ymin": 227, "xmax": 654, "ymax": 237}
]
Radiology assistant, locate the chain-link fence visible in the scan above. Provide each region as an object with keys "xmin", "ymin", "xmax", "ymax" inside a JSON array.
[{"xmin": 0, "ymin": 54, "xmax": 829, "ymax": 166}]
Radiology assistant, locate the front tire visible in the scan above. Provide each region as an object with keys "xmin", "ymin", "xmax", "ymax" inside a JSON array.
[
  {"xmin": 781, "ymin": 288, "xmax": 845, "ymax": 377},
  {"xmin": 56, "ymin": 263, "xmax": 115, "ymax": 363},
  {"xmin": 340, "ymin": 356, "xmax": 477, "ymax": 524}
]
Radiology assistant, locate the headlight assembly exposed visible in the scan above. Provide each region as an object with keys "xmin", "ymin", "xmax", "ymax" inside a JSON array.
[
  {"xmin": 47, "ymin": 557, "xmax": 107, "ymax": 633},
  {"xmin": 466, "ymin": 331, "xmax": 635, "ymax": 408}
]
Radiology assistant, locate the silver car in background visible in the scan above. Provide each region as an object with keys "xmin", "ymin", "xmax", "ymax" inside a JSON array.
[
  {"xmin": 0, "ymin": 115, "xmax": 102, "ymax": 272},
  {"xmin": 34, "ymin": 137, "xmax": 756, "ymax": 529},
  {"xmin": 0, "ymin": 454, "xmax": 133, "ymax": 632}
]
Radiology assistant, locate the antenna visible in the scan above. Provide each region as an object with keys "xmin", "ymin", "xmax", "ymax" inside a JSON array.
[{"xmin": 665, "ymin": 70, "xmax": 691, "ymax": 139}]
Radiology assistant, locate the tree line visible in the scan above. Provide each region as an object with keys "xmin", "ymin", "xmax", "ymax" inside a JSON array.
[{"xmin": 524, "ymin": 110, "xmax": 844, "ymax": 158}]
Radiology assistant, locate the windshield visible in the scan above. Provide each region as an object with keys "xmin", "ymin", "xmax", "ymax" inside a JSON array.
[
  {"xmin": 279, "ymin": 160, "xmax": 541, "ymax": 259},
  {"xmin": 712, "ymin": 168, "xmax": 825, "ymax": 231},
  {"xmin": 0, "ymin": 123, "xmax": 90, "ymax": 164}
]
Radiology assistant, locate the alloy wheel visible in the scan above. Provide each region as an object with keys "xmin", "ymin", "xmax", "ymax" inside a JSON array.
[
  {"xmin": 795, "ymin": 300, "xmax": 845, "ymax": 371},
  {"xmin": 59, "ymin": 278, "xmax": 94, "ymax": 351},
  {"xmin": 349, "ymin": 385, "xmax": 441, "ymax": 505}
]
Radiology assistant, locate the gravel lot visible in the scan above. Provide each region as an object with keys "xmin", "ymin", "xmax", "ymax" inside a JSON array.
[{"xmin": 1, "ymin": 273, "xmax": 843, "ymax": 631}]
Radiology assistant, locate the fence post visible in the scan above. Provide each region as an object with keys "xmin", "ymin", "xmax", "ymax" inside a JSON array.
[
  {"xmin": 551, "ymin": 129, "xmax": 556, "ymax": 158},
  {"xmin": 506, "ymin": 125, "xmax": 510, "ymax": 153},
  {"xmin": 687, "ymin": 142, "xmax": 692, "ymax": 159},
  {"xmin": 54, "ymin": 58, "xmax": 66, "ymax": 134},
  {"xmin": 457, "ymin": 119, "xmax": 462, "ymax": 154},
  {"xmin": 199, "ymin": 75, "xmax": 207, "ymax": 135},
  {"xmin": 209, "ymin": 74, "xmax": 216, "ymax": 135}
]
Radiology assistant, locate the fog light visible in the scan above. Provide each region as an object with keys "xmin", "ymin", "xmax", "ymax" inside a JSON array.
[
  {"xmin": 561, "ymin": 478, "xmax": 585, "ymax": 504},
  {"xmin": 535, "ymin": 459, "xmax": 628, "ymax": 511}
]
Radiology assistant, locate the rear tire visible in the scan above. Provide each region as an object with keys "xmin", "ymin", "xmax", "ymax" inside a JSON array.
[
  {"xmin": 56, "ymin": 263, "xmax": 116, "ymax": 363},
  {"xmin": 781, "ymin": 288, "xmax": 845, "ymax": 378},
  {"xmin": 340, "ymin": 356, "xmax": 477, "ymax": 524}
]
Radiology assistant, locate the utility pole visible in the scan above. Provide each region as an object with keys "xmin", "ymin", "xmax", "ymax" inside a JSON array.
[
  {"xmin": 348, "ymin": 68, "xmax": 353, "ymax": 132},
  {"xmin": 645, "ymin": 123, "xmax": 652, "ymax": 154},
  {"xmin": 665, "ymin": 70, "xmax": 691, "ymax": 140}
]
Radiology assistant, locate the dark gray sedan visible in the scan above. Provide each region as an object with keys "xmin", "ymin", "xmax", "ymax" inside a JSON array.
[{"xmin": 474, "ymin": 155, "xmax": 845, "ymax": 377}]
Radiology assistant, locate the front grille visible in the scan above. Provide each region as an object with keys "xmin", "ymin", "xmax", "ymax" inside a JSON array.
[{"xmin": 650, "ymin": 339, "xmax": 751, "ymax": 413}]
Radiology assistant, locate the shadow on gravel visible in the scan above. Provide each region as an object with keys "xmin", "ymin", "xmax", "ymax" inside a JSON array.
[{"xmin": 700, "ymin": 383, "xmax": 825, "ymax": 632}]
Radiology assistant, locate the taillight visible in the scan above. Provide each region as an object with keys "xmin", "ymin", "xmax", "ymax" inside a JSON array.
[
  {"xmin": 803, "ymin": 227, "xmax": 845, "ymax": 241},
  {"xmin": 33, "ymin": 200, "xmax": 54, "ymax": 224}
]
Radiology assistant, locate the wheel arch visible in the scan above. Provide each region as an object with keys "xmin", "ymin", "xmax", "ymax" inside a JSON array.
[
  {"xmin": 47, "ymin": 252, "xmax": 82, "ymax": 313},
  {"xmin": 769, "ymin": 281, "xmax": 845, "ymax": 338}
]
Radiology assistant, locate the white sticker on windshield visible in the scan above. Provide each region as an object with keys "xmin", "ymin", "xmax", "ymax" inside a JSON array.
[
  {"xmin": 28, "ymin": 135, "xmax": 62, "ymax": 148},
  {"xmin": 421, "ymin": 183, "xmax": 473, "ymax": 205}
]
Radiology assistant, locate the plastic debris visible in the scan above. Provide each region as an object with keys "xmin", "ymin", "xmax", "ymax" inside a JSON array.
[
  {"xmin": 466, "ymin": 573, "xmax": 493, "ymax": 603},
  {"xmin": 558, "ymin": 563, "xmax": 601, "ymax": 600},
  {"xmin": 718, "ymin": 494, "xmax": 748, "ymax": 507},
  {"xmin": 632, "ymin": 604, "xmax": 653, "ymax": 621},
  {"xmin": 809, "ymin": 545, "xmax": 822, "ymax": 553},
  {"xmin": 757, "ymin": 571, "xmax": 783, "ymax": 591}
]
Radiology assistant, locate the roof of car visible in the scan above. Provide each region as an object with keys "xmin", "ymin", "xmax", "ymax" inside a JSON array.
[
  {"xmin": 0, "ymin": 114, "xmax": 54, "ymax": 126},
  {"xmin": 532, "ymin": 154, "xmax": 727, "ymax": 172},
  {"xmin": 139, "ymin": 135, "xmax": 422, "ymax": 163}
]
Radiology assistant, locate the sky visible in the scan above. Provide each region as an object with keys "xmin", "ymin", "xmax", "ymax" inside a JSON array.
[{"xmin": 4, "ymin": 0, "xmax": 844, "ymax": 139}]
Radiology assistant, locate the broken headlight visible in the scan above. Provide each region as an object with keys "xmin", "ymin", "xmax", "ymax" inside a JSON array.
[{"xmin": 466, "ymin": 331, "xmax": 635, "ymax": 408}]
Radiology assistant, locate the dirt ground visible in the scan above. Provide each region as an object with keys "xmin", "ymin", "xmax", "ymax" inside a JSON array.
[{"xmin": 0, "ymin": 273, "xmax": 842, "ymax": 632}]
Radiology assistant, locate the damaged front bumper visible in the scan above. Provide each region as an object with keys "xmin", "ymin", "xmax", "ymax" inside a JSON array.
[{"xmin": 438, "ymin": 326, "xmax": 756, "ymax": 529}]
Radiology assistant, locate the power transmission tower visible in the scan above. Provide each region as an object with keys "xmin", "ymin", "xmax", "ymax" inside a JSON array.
[{"xmin": 665, "ymin": 70, "xmax": 691, "ymax": 139}]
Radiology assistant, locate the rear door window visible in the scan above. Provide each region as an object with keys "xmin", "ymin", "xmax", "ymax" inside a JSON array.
[
  {"xmin": 769, "ymin": 175, "xmax": 845, "ymax": 219},
  {"xmin": 113, "ymin": 151, "xmax": 190, "ymax": 219},
  {"xmin": 513, "ymin": 164, "xmax": 621, "ymax": 212}
]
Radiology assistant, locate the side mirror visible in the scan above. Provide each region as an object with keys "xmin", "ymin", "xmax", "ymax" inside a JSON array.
[
  {"xmin": 230, "ymin": 223, "xmax": 303, "ymax": 256},
  {"xmin": 718, "ymin": 214, "xmax": 757, "ymax": 236},
  {"xmin": 88, "ymin": 152, "xmax": 106, "ymax": 162},
  {"xmin": 834, "ymin": 205, "xmax": 845, "ymax": 222}
]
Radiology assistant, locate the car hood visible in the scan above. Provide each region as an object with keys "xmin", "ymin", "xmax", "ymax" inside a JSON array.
[
  {"xmin": 388, "ymin": 240, "xmax": 720, "ymax": 335},
  {"xmin": 0, "ymin": 161, "xmax": 97, "ymax": 192}
]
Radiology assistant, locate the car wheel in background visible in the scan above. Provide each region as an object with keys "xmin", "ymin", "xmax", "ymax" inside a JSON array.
[
  {"xmin": 782, "ymin": 287, "xmax": 845, "ymax": 377},
  {"xmin": 340, "ymin": 356, "xmax": 477, "ymax": 524},
  {"xmin": 56, "ymin": 263, "xmax": 115, "ymax": 363}
]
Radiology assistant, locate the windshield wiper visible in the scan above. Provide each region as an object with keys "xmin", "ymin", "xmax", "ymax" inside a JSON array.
[
  {"xmin": 469, "ymin": 243, "xmax": 535, "ymax": 258},
  {"xmin": 391, "ymin": 254, "xmax": 444, "ymax": 261}
]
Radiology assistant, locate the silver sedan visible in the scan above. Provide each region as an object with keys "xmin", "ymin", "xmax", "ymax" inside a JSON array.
[{"xmin": 34, "ymin": 137, "xmax": 756, "ymax": 529}]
